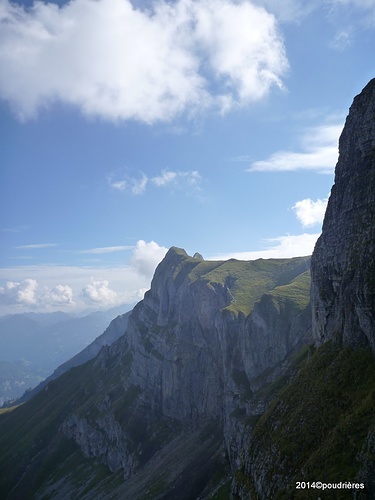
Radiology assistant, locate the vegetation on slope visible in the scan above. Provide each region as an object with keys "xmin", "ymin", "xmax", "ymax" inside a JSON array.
[
  {"xmin": 236, "ymin": 341, "xmax": 375, "ymax": 499},
  {"xmin": 169, "ymin": 249, "xmax": 311, "ymax": 316}
]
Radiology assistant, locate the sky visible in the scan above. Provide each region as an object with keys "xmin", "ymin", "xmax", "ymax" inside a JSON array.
[{"xmin": 0, "ymin": 0, "xmax": 374, "ymax": 315}]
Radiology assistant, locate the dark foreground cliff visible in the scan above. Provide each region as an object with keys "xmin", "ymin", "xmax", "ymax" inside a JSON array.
[
  {"xmin": 312, "ymin": 78, "xmax": 375, "ymax": 350},
  {"xmin": 234, "ymin": 79, "xmax": 375, "ymax": 499}
]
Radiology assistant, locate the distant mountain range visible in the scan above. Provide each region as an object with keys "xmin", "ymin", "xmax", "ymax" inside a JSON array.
[{"xmin": 0, "ymin": 304, "xmax": 133, "ymax": 405}]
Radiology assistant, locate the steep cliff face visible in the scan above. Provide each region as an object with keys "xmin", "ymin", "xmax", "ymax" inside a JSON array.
[
  {"xmin": 0, "ymin": 249, "xmax": 311, "ymax": 499},
  {"xmin": 234, "ymin": 79, "xmax": 375, "ymax": 499},
  {"xmin": 311, "ymin": 78, "xmax": 375, "ymax": 350},
  {"xmin": 109, "ymin": 249, "xmax": 311, "ymax": 428}
]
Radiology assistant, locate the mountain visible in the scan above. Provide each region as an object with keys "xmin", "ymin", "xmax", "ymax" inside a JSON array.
[
  {"xmin": 1, "ymin": 78, "xmax": 374, "ymax": 499},
  {"xmin": 0, "ymin": 306, "xmax": 132, "ymax": 405},
  {"xmin": 0, "ymin": 251, "xmax": 311, "ymax": 499},
  {"xmin": 233, "ymin": 78, "xmax": 375, "ymax": 498}
]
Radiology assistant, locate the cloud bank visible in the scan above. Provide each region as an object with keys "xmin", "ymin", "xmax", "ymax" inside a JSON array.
[
  {"xmin": 0, "ymin": 240, "xmax": 167, "ymax": 313},
  {"xmin": 0, "ymin": 0, "xmax": 288, "ymax": 123}
]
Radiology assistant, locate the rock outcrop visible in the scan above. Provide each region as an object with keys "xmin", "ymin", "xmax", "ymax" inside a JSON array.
[{"xmin": 311, "ymin": 78, "xmax": 375, "ymax": 350}]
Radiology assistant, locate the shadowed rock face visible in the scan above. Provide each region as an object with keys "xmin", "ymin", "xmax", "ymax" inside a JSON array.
[{"xmin": 311, "ymin": 78, "xmax": 375, "ymax": 350}]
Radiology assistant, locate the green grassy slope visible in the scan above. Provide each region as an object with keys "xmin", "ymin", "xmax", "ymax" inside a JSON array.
[
  {"xmin": 236, "ymin": 341, "xmax": 375, "ymax": 499},
  {"xmin": 170, "ymin": 251, "xmax": 311, "ymax": 316}
]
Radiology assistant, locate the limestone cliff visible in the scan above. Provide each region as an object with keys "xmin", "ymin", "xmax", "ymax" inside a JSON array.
[
  {"xmin": 311, "ymin": 78, "xmax": 375, "ymax": 350},
  {"xmin": 0, "ymin": 249, "xmax": 311, "ymax": 499}
]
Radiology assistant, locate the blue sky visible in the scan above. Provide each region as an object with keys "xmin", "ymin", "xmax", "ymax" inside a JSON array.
[{"xmin": 1, "ymin": 0, "xmax": 374, "ymax": 314}]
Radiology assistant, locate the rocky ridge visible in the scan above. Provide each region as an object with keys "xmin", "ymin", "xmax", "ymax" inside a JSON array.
[{"xmin": 0, "ymin": 250, "xmax": 311, "ymax": 499}]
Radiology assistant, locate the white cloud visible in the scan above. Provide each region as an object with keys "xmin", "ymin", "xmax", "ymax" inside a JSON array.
[
  {"xmin": 82, "ymin": 279, "xmax": 119, "ymax": 306},
  {"xmin": 0, "ymin": 279, "xmax": 38, "ymax": 306},
  {"xmin": 247, "ymin": 123, "xmax": 342, "ymax": 173},
  {"xmin": 329, "ymin": 29, "xmax": 355, "ymax": 50},
  {"xmin": 292, "ymin": 197, "xmax": 328, "ymax": 227},
  {"xmin": 209, "ymin": 233, "xmax": 320, "ymax": 260},
  {"xmin": 130, "ymin": 240, "xmax": 168, "ymax": 278},
  {"xmin": 151, "ymin": 169, "xmax": 201, "ymax": 188},
  {"xmin": 151, "ymin": 170, "xmax": 178, "ymax": 187},
  {"xmin": 79, "ymin": 245, "xmax": 134, "ymax": 254},
  {"xmin": 0, "ymin": 240, "xmax": 168, "ymax": 314},
  {"xmin": 0, "ymin": 0, "xmax": 288, "ymax": 123},
  {"xmin": 109, "ymin": 180, "xmax": 127, "ymax": 191},
  {"xmin": 1, "ymin": 225, "xmax": 29, "ymax": 233},
  {"xmin": 44, "ymin": 284, "xmax": 74, "ymax": 305},
  {"xmin": 15, "ymin": 243, "xmax": 58, "ymax": 249},
  {"xmin": 131, "ymin": 174, "xmax": 149, "ymax": 195},
  {"xmin": 0, "ymin": 279, "xmax": 74, "ymax": 308},
  {"xmin": 109, "ymin": 169, "xmax": 202, "ymax": 195}
]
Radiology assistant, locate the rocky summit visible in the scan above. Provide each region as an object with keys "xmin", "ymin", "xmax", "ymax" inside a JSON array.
[{"xmin": 1, "ymin": 79, "xmax": 375, "ymax": 499}]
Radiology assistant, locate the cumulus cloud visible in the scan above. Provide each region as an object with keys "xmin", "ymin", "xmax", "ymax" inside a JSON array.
[
  {"xmin": 80, "ymin": 241, "xmax": 168, "ymax": 305},
  {"xmin": 0, "ymin": 240, "xmax": 169, "ymax": 314},
  {"xmin": 209, "ymin": 233, "xmax": 320, "ymax": 260},
  {"xmin": 82, "ymin": 279, "xmax": 119, "ymax": 306},
  {"xmin": 109, "ymin": 169, "xmax": 202, "ymax": 195},
  {"xmin": 247, "ymin": 123, "xmax": 342, "ymax": 174},
  {"xmin": 0, "ymin": 279, "xmax": 75, "ymax": 308},
  {"xmin": 130, "ymin": 240, "xmax": 168, "ymax": 278},
  {"xmin": 0, "ymin": 279, "xmax": 38, "ymax": 306},
  {"xmin": 43, "ymin": 284, "xmax": 74, "ymax": 304},
  {"xmin": 292, "ymin": 197, "xmax": 328, "ymax": 227},
  {"xmin": 0, "ymin": 0, "xmax": 288, "ymax": 123}
]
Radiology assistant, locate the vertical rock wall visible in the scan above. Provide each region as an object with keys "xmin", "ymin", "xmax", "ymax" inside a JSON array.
[{"xmin": 311, "ymin": 78, "xmax": 375, "ymax": 350}]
